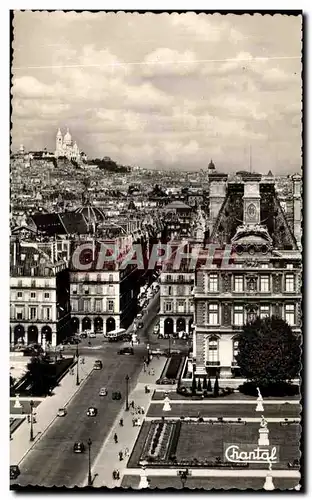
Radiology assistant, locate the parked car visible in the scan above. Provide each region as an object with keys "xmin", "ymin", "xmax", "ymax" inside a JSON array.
[
  {"xmin": 79, "ymin": 332, "xmax": 88, "ymax": 339},
  {"xmin": 93, "ymin": 360, "xmax": 103, "ymax": 370},
  {"xmin": 99, "ymin": 387, "xmax": 107, "ymax": 396},
  {"xmin": 62, "ymin": 336, "xmax": 81, "ymax": 345},
  {"xmin": 112, "ymin": 391, "xmax": 122, "ymax": 400},
  {"xmin": 10, "ymin": 465, "xmax": 20, "ymax": 480},
  {"xmin": 136, "ymin": 312, "xmax": 143, "ymax": 319},
  {"xmin": 73, "ymin": 442, "xmax": 85, "ymax": 453},
  {"xmin": 88, "ymin": 331, "xmax": 96, "ymax": 338},
  {"xmin": 138, "ymin": 321, "xmax": 144, "ymax": 329},
  {"xmin": 57, "ymin": 408, "xmax": 67, "ymax": 417},
  {"xmin": 86, "ymin": 407, "xmax": 98, "ymax": 417},
  {"xmin": 118, "ymin": 347, "xmax": 134, "ymax": 355}
]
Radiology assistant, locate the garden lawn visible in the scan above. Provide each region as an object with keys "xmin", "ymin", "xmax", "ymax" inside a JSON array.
[
  {"xmin": 176, "ymin": 422, "xmax": 301, "ymax": 469},
  {"xmin": 121, "ymin": 475, "xmax": 300, "ymax": 490},
  {"xmin": 147, "ymin": 402, "xmax": 301, "ymax": 419},
  {"xmin": 126, "ymin": 420, "xmax": 300, "ymax": 470}
]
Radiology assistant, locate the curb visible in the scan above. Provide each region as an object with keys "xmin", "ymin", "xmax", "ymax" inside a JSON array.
[{"xmin": 15, "ymin": 365, "xmax": 94, "ymax": 466}]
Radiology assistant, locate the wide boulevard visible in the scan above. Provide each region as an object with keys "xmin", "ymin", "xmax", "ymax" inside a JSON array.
[{"xmin": 13, "ymin": 294, "xmax": 161, "ymax": 488}]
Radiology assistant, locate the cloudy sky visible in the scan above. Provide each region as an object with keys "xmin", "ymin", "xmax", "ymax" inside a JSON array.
[{"xmin": 12, "ymin": 12, "xmax": 302, "ymax": 173}]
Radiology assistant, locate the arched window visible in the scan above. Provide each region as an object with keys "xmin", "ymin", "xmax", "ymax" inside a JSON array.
[
  {"xmin": 206, "ymin": 336, "xmax": 219, "ymax": 364},
  {"xmin": 233, "ymin": 338, "xmax": 239, "ymax": 365}
]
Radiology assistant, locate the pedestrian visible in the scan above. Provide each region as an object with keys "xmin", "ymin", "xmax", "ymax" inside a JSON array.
[
  {"xmin": 132, "ymin": 418, "xmax": 136, "ymax": 427},
  {"xmin": 114, "ymin": 433, "xmax": 118, "ymax": 444},
  {"xmin": 131, "ymin": 400, "xmax": 135, "ymax": 409},
  {"xmin": 88, "ymin": 341, "xmax": 91, "ymax": 347},
  {"xmin": 143, "ymin": 361, "xmax": 147, "ymax": 373},
  {"xmin": 125, "ymin": 447, "xmax": 129, "ymax": 457},
  {"xmin": 119, "ymin": 451, "xmax": 123, "ymax": 461},
  {"xmin": 113, "ymin": 470, "xmax": 117, "ymax": 480},
  {"xmin": 116, "ymin": 470, "xmax": 120, "ymax": 480},
  {"xmin": 119, "ymin": 418, "xmax": 124, "ymax": 427}
]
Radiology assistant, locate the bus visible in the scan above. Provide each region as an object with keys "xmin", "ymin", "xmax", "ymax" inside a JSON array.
[{"xmin": 104, "ymin": 328, "xmax": 130, "ymax": 342}]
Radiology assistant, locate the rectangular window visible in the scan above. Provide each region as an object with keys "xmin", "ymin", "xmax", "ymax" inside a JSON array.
[
  {"xmin": 71, "ymin": 299, "xmax": 78, "ymax": 312},
  {"xmin": 286, "ymin": 264, "xmax": 294, "ymax": 270},
  {"xmin": 30, "ymin": 307, "xmax": 37, "ymax": 320},
  {"xmin": 285, "ymin": 274, "xmax": 295, "ymax": 292},
  {"xmin": 31, "ymin": 280, "xmax": 36, "ymax": 288},
  {"xmin": 165, "ymin": 301, "xmax": 172, "ymax": 312},
  {"xmin": 285, "ymin": 304, "xmax": 295, "ymax": 326},
  {"xmin": 177, "ymin": 275, "xmax": 184, "ymax": 282},
  {"xmin": 44, "ymin": 292, "xmax": 50, "ymax": 299},
  {"xmin": 260, "ymin": 305, "xmax": 270, "ymax": 319},
  {"xmin": 208, "ymin": 304, "xmax": 219, "ymax": 325},
  {"xmin": 177, "ymin": 285, "xmax": 184, "ymax": 295},
  {"xmin": 43, "ymin": 307, "xmax": 51, "ymax": 321},
  {"xmin": 84, "ymin": 287, "xmax": 89, "ymax": 295},
  {"xmin": 261, "ymin": 264, "xmax": 269, "ymax": 269},
  {"xmin": 209, "ymin": 274, "xmax": 218, "ymax": 292},
  {"xmin": 83, "ymin": 300, "xmax": 91, "ymax": 313},
  {"xmin": 17, "ymin": 292, "xmax": 23, "ymax": 298},
  {"xmin": 96, "ymin": 285, "xmax": 102, "ymax": 294},
  {"xmin": 234, "ymin": 305, "xmax": 244, "ymax": 326},
  {"xmin": 95, "ymin": 299, "xmax": 102, "ymax": 313},
  {"xmin": 177, "ymin": 300, "xmax": 185, "ymax": 313},
  {"xmin": 30, "ymin": 292, "xmax": 36, "ymax": 298},
  {"xmin": 167, "ymin": 274, "xmax": 172, "ymax": 282},
  {"xmin": 168, "ymin": 286, "xmax": 172, "ymax": 296},
  {"xmin": 16, "ymin": 307, "xmax": 24, "ymax": 320},
  {"xmin": 107, "ymin": 300, "xmax": 114, "ymax": 312},
  {"xmin": 234, "ymin": 276, "xmax": 244, "ymax": 292},
  {"xmin": 18, "ymin": 280, "xmax": 23, "ymax": 287},
  {"xmin": 260, "ymin": 276, "xmax": 270, "ymax": 292}
]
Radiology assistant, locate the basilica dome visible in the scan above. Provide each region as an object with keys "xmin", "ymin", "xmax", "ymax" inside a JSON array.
[
  {"xmin": 75, "ymin": 205, "xmax": 105, "ymax": 225},
  {"xmin": 63, "ymin": 128, "xmax": 72, "ymax": 145}
]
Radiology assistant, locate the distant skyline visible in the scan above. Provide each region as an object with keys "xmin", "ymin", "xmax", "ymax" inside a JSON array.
[{"xmin": 12, "ymin": 12, "xmax": 302, "ymax": 173}]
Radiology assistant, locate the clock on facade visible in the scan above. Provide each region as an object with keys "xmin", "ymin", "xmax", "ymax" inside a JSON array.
[{"xmin": 247, "ymin": 203, "xmax": 257, "ymax": 220}]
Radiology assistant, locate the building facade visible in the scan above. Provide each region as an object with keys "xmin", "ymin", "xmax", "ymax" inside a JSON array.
[
  {"xmin": 193, "ymin": 175, "xmax": 302, "ymax": 379},
  {"xmin": 10, "ymin": 243, "xmax": 71, "ymax": 348}
]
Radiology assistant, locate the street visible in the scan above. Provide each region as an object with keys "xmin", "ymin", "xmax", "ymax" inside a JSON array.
[{"xmin": 12, "ymin": 293, "xmax": 161, "ymax": 487}]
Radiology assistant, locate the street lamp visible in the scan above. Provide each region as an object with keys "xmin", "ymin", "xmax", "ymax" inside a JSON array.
[
  {"xmin": 147, "ymin": 343, "xmax": 150, "ymax": 364},
  {"xmin": 125, "ymin": 374, "xmax": 130, "ymax": 411},
  {"xmin": 29, "ymin": 399, "xmax": 34, "ymax": 442},
  {"xmin": 76, "ymin": 342, "xmax": 80, "ymax": 386},
  {"xmin": 87, "ymin": 438, "xmax": 92, "ymax": 486}
]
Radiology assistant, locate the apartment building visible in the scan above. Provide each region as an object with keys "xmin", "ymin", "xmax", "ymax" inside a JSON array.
[{"xmin": 10, "ymin": 242, "xmax": 71, "ymax": 347}]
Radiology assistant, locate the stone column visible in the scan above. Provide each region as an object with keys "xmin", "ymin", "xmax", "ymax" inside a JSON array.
[
  {"xmin": 173, "ymin": 317, "xmax": 177, "ymax": 334},
  {"xmin": 159, "ymin": 317, "xmax": 164, "ymax": 336}
]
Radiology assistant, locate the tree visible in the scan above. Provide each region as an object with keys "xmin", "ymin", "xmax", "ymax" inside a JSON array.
[
  {"xmin": 27, "ymin": 356, "xmax": 57, "ymax": 396},
  {"xmin": 213, "ymin": 375, "xmax": 219, "ymax": 397},
  {"xmin": 197, "ymin": 378, "xmax": 202, "ymax": 392},
  {"xmin": 191, "ymin": 377, "xmax": 197, "ymax": 395},
  {"xmin": 203, "ymin": 376, "xmax": 208, "ymax": 391},
  {"xmin": 235, "ymin": 316, "xmax": 301, "ymax": 387},
  {"xmin": 207, "ymin": 377, "xmax": 212, "ymax": 392}
]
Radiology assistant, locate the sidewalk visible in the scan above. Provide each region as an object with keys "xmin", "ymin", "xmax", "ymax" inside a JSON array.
[
  {"xmin": 86, "ymin": 356, "xmax": 167, "ymax": 488},
  {"xmin": 10, "ymin": 356, "xmax": 95, "ymax": 466}
]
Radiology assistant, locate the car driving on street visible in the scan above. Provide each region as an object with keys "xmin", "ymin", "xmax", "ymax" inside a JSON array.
[
  {"xmin": 118, "ymin": 347, "xmax": 134, "ymax": 355},
  {"xmin": 73, "ymin": 442, "xmax": 85, "ymax": 453},
  {"xmin": 99, "ymin": 387, "xmax": 107, "ymax": 396},
  {"xmin": 57, "ymin": 408, "xmax": 67, "ymax": 417}
]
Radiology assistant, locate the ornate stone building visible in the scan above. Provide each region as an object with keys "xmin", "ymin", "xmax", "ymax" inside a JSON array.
[{"xmin": 193, "ymin": 174, "xmax": 302, "ymax": 379}]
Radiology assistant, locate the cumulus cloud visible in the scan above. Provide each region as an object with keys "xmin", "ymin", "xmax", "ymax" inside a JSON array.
[{"xmin": 11, "ymin": 11, "xmax": 302, "ymax": 173}]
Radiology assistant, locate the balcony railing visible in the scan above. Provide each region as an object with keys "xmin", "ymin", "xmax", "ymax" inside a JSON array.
[{"xmin": 205, "ymin": 361, "xmax": 220, "ymax": 366}]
